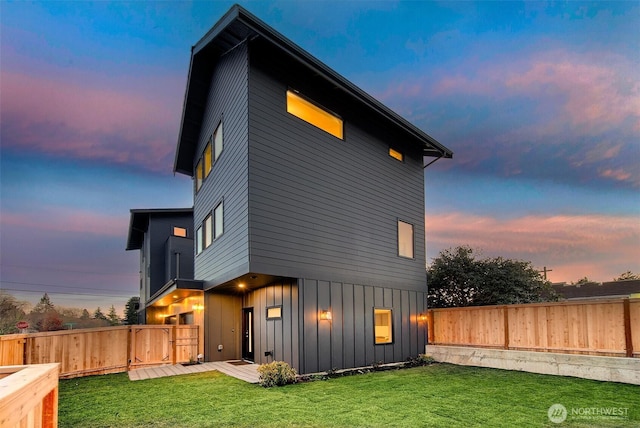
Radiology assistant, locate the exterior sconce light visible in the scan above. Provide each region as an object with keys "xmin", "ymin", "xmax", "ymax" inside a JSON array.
[
  {"xmin": 418, "ymin": 313, "xmax": 428, "ymax": 323},
  {"xmin": 319, "ymin": 310, "xmax": 332, "ymax": 321},
  {"xmin": 192, "ymin": 304, "xmax": 204, "ymax": 311}
]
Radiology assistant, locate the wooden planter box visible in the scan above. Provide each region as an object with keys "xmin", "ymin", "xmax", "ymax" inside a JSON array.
[{"xmin": 0, "ymin": 363, "xmax": 60, "ymax": 428}]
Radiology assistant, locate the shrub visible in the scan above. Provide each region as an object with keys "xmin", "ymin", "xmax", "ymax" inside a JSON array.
[
  {"xmin": 405, "ymin": 354, "xmax": 436, "ymax": 367},
  {"xmin": 257, "ymin": 361, "xmax": 297, "ymax": 387}
]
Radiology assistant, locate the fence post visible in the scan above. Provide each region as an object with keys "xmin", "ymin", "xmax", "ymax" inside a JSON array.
[
  {"xmin": 623, "ymin": 298, "xmax": 633, "ymax": 358},
  {"xmin": 503, "ymin": 306, "xmax": 510, "ymax": 350},
  {"xmin": 171, "ymin": 326, "xmax": 177, "ymax": 364},
  {"xmin": 426, "ymin": 310, "xmax": 435, "ymax": 345}
]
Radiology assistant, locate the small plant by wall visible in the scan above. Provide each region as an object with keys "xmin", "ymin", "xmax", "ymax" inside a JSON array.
[{"xmin": 257, "ymin": 361, "xmax": 297, "ymax": 387}]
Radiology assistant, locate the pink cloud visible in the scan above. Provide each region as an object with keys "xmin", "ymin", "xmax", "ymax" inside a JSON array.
[
  {"xmin": 1, "ymin": 207, "xmax": 126, "ymax": 237},
  {"xmin": 426, "ymin": 212, "xmax": 640, "ymax": 283},
  {"xmin": 1, "ymin": 71, "xmax": 180, "ymax": 172}
]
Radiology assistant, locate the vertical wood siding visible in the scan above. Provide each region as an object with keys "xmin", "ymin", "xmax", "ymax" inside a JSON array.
[{"xmin": 194, "ymin": 43, "xmax": 250, "ymax": 287}]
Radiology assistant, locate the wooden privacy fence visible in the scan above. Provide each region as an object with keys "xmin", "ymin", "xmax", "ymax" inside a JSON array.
[
  {"xmin": 0, "ymin": 325, "xmax": 199, "ymax": 379},
  {"xmin": 427, "ymin": 298, "xmax": 639, "ymax": 358},
  {"xmin": 0, "ymin": 363, "xmax": 60, "ymax": 428}
]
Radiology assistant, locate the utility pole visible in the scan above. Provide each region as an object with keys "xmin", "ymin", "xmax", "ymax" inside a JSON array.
[{"xmin": 538, "ymin": 266, "xmax": 553, "ymax": 280}]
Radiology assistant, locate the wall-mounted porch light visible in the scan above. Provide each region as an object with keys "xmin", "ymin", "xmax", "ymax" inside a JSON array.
[
  {"xmin": 192, "ymin": 304, "xmax": 204, "ymax": 311},
  {"xmin": 418, "ymin": 313, "xmax": 428, "ymax": 323},
  {"xmin": 319, "ymin": 310, "xmax": 332, "ymax": 321}
]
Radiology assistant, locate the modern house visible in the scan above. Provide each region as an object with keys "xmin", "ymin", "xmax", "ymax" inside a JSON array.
[
  {"xmin": 131, "ymin": 4, "xmax": 452, "ymax": 374},
  {"xmin": 125, "ymin": 208, "xmax": 202, "ymax": 326}
]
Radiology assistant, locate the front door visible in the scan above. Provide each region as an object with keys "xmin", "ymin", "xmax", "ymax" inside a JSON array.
[{"xmin": 242, "ymin": 308, "xmax": 254, "ymax": 361}]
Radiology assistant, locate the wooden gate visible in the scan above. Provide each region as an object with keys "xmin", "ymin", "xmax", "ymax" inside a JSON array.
[{"xmin": 129, "ymin": 325, "xmax": 199, "ymax": 369}]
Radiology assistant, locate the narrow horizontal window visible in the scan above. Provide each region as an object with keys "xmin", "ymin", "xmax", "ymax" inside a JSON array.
[
  {"xmin": 173, "ymin": 226, "xmax": 187, "ymax": 237},
  {"xmin": 266, "ymin": 306, "xmax": 282, "ymax": 320},
  {"xmin": 286, "ymin": 90, "xmax": 343, "ymax": 139},
  {"xmin": 389, "ymin": 147, "xmax": 404, "ymax": 162},
  {"xmin": 398, "ymin": 220, "xmax": 414, "ymax": 259},
  {"xmin": 374, "ymin": 308, "xmax": 393, "ymax": 344}
]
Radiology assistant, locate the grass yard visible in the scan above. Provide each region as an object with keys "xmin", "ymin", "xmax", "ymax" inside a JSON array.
[{"xmin": 59, "ymin": 364, "xmax": 639, "ymax": 427}]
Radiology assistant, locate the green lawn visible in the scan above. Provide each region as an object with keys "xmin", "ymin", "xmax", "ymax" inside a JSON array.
[{"xmin": 58, "ymin": 364, "xmax": 639, "ymax": 427}]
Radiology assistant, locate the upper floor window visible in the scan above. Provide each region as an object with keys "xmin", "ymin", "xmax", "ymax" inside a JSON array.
[
  {"xmin": 286, "ymin": 90, "xmax": 343, "ymax": 140},
  {"xmin": 213, "ymin": 122, "xmax": 223, "ymax": 162},
  {"xmin": 196, "ymin": 226, "xmax": 203, "ymax": 255},
  {"xmin": 195, "ymin": 121, "xmax": 223, "ymax": 194},
  {"xmin": 173, "ymin": 226, "xmax": 187, "ymax": 237},
  {"xmin": 214, "ymin": 201, "xmax": 224, "ymax": 239},
  {"xmin": 389, "ymin": 147, "xmax": 404, "ymax": 162},
  {"xmin": 398, "ymin": 220, "xmax": 414, "ymax": 259},
  {"xmin": 204, "ymin": 214, "xmax": 213, "ymax": 248}
]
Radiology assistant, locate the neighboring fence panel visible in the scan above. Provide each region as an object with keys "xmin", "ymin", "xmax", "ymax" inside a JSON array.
[
  {"xmin": 0, "ymin": 363, "xmax": 60, "ymax": 428},
  {"xmin": 427, "ymin": 298, "xmax": 638, "ymax": 358},
  {"xmin": 0, "ymin": 325, "xmax": 199, "ymax": 378}
]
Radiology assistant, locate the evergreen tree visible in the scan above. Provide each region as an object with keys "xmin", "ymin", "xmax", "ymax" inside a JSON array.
[
  {"xmin": 32, "ymin": 292, "xmax": 55, "ymax": 313},
  {"xmin": 124, "ymin": 297, "xmax": 140, "ymax": 325},
  {"xmin": 80, "ymin": 309, "xmax": 91, "ymax": 319},
  {"xmin": 93, "ymin": 307, "xmax": 107, "ymax": 321},
  {"xmin": 107, "ymin": 305, "xmax": 120, "ymax": 326}
]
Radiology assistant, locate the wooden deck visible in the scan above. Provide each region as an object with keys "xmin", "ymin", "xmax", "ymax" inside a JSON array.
[{"xmin": 128, "ymin": 361, "xmax": 260, "ymax": 383}]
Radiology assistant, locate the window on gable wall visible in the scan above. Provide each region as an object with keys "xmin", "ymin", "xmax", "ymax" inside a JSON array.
[
  {"xmin": 286, "ymin": 90, "xmax": 343, "ymax": 139},
  {"xmin": 389, "ymin": 147, "xmax": 404, "ymax": 162},
  {"xmin": 204, "ymin": 139, "xmax": 212, "ymax": 178},
  {"xmin": 195, "ymin": 159, "xmax": 204, "ymax": 192}
]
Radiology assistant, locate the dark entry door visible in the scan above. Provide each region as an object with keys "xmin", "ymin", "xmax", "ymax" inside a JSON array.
[{"xmin": 242, "ymin": 308, "xmax": 254, "ymax": 361}]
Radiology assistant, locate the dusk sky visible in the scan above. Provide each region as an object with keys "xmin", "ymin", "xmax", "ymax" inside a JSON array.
[{"xmin": 1, "ymin": 1, "xmax": 638, "ymax": 313}]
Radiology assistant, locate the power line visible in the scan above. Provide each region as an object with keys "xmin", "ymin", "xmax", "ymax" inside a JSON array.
[
  {"xmin": 0, "ymin": 280, "xmax": 135, "ymax": 293},
  {"xmin": 0, "ymin": 263, "xmax": 138, "ymax": 277},
  {"xmin": 1, "ymin": 288, "xmax": 134, "ymax": 298}
]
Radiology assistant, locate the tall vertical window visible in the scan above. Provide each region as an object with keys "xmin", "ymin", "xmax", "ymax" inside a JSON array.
[
  {"xmin": 195, "ymin": 159, "xmax": 204, "ymax": 192},
  {"xmin": 398, "ymin": 220, "xmax": 414, "ymax": 258},
  {"xmin": 374, "ymin": 309, "xmax": 393, "ymax": 344},
  {"xmin": 204, "ymin": 214, "xmax": 213, "ymax": 248},
  {"xmin": 214, "ymin": 201, "xmax": 224, "ymax": 239},
  {"xmin": 204, "ymin": 139, "xmax": 212, "ymax": 178},
  {"xmin": 213, "ymin": 122, "xmax": 223, "ymax": 162},
  {"xmin": 286, "ymin": 90, "xmax": 343, "ymax": 139},
  {"xmin": 196, "ymin": 226, "xmax": 203, "ymax": 255}
]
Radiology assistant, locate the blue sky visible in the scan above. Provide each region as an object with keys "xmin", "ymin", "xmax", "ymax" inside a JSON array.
[{"xmin": 1, "ymin": 1, "xmax": 638, "ymax": 313}]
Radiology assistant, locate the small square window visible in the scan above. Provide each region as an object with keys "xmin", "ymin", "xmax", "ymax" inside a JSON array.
[
  {"xmin": 398, "ymin": 220, "xmax": 414, "ymax": 259},
  {"xmin": 374, "ymin": 308, "xmax": 393, "ymax": 344},
  {"xmin": 266, "ymin": 306, "xmax": 282, "ymax": 320},
  {"xmin": 173, "ymin": 227, "xmax": 187, "ymax": 237},
  {"xmin": 389, "ymin": 147, "xmax": 403, "ymax": 162}
]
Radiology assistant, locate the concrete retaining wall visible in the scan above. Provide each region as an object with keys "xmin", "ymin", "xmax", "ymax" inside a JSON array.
[{"xmin": 426, "ymin": 345, "xmax": 640, "ymax": 385}]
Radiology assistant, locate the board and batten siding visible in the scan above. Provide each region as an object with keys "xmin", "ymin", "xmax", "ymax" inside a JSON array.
[
  {"xmin": 242, "ymin": 278, "xmax": 300, "ymax": 370},
  {"xmin": 194, "ymin": 42, "xmax": 251, "ymax": 287},
  {"xmin": 298, "ymin": 278, "xmax": 427, "ymax": 374},
  {"xmin": 247, "ymin": 43, "xmax": 427, "ymax": 291}
]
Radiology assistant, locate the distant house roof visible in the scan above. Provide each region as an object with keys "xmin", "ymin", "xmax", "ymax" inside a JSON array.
[
  {"xmin": 553, "ymin": 280, "xmax": 640, "ymax": 300},
  {"xmin": 174, "ymin": 4, "xmax": 453, "ymax": 176},
  {"xmin": 125, "ymin": 208, "xmax": 193, "ymax": 251}
]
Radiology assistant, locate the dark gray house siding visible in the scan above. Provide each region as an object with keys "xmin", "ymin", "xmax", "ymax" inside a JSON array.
[
  {"xmin": 247, "ymin": 38, "xmax": 427, "ymax": 291},
  {"xmin": 193, "ymin": 43, "xmax": 250, "ymax": 287},
  {"xmin": 171, "ymin": 5, "xmax": 451, "ymax": 374}
]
